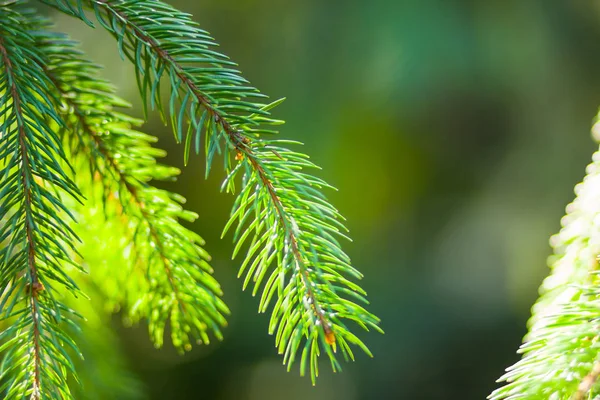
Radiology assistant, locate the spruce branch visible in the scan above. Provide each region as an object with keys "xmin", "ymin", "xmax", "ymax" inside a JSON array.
[
  {"xmin": 42, "ymin": 0, "xmax": 382, "ymax": 381},
  {"xmin": 0, "ymin": 4, "xmax": 82, "ymax": 399},
  {"xmin": 36, "ymin": 30, "xmax": 229, "ymax": 352}
]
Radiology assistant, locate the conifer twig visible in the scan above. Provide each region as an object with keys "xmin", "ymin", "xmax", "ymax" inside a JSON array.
[
  {"xmin": 85, "ymin": 1, "xmax": 337, "ymax": 343},
  {"xmin": 0, "ymin": 4, "xmax": 83, "ymax": 398},
  {"xmin": 0, "ymin": 33, "xmax": 44, "ymax": 400}
]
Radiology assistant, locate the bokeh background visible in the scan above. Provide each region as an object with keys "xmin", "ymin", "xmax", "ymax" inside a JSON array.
[{"xmin": 44, "ymin": 1, "xmax": 600, "ymax": 399}]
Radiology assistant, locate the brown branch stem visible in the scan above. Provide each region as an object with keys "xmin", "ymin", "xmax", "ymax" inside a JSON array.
[{"xmin": 572, "ymin": 361, "xmax": 600, "ymax": 400}]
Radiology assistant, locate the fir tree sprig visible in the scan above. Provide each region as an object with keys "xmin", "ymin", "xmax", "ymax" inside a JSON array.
[
  {"xmin": 41, "ymin": 0, "xmax": 382, "ymax": 381},
  {"xmin": 490, "ymin": 116, "xmax": 600, "ymax": 399},
  {"xmin": 0, "ymin": 0, "xmax": 382, "ymax": 394},
  {"xmin": 37, "ymin": 30, "xmax": 230, "ymax": 351},
  {"xmin": 0, "ymin": 5, "xmax": 82, "ymax": 399}
]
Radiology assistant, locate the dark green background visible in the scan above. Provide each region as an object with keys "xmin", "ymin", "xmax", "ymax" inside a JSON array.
[{"xmin": 51, "ymin": 1, "xmax": 600, "ymax": 399}]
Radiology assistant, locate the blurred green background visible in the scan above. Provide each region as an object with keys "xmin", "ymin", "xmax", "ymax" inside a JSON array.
[{"xmin": 46, "ymin": 1, "xmax": 600, "ymax": 399}]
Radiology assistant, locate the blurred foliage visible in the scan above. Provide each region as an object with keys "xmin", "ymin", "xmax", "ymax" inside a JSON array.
[
  {"xmin": 489, "ymin": 112, "xmax": 600, "ymax": 399},
  {"xmin": 35, "ymin": 0, "xmax": 600, "ymax": 399}
]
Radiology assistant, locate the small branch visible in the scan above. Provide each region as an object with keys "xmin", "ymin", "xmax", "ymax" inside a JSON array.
[
  {"xmin": 0, "ymin": 36, "xmax": 42, "ymax": 399},
  {"xmin": 45, "ymin": 68, "xmax": 187, "ymax": 313},
  {"xmin": 573, "ymin": 361, "xmax": 600, "ymax": 400},
  {"xmin": 93, "ymin": 0, "xmax": 332, "ymax": 338}
]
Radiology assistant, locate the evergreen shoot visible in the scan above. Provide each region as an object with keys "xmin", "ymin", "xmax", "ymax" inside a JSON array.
[{"xmin": 0, "ymin": 0, "xmax": 382, "ymax": 398}]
